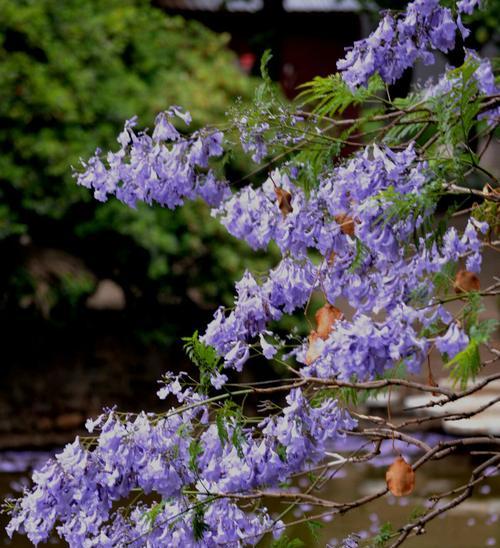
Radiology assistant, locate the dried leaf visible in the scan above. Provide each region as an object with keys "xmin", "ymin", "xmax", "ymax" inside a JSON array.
[
  {"xmin": 327, "ymin": 251, "xmax": 336, "ymax": 266},
  {"xmin": 275, "ymin": 187, "xmax": 293, "ymax": 218},
  {"xmin": 454, "ymin": 270, "xmax": 480, "ymax": 294},
  {"xmin": 315, "ymin": 303, "xmax": 343, "ymax": 340},
  {"xmin": 305, "ymin": 331, "xmax": 323, "ymax": 365},
  {"xmin": 386, "ymin": 456, "xmax": 415, "ymax": 497},
  {"xmin": 334, "ymin": 213, "xmax": 355, "ymax": 236}
]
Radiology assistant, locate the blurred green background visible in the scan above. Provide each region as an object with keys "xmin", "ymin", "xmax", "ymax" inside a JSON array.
[{"xmin": 0, "ymin": 0, "xmax": 274, "ymax": 444}]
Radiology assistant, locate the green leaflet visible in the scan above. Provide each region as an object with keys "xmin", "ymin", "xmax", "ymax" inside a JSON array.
[
  {"xmin": 144, "ymin": 500, "xmax": 166, "ymax": 528},
  {"xmin": 182, "ymin": 330, "xmax": 222, "ymax": 392},
  {"xmin": 188, "ymin": 439, "xmax": 203, "ymax": 473},
  {"xmin": 348, "ymin": 237, "xmax": 370, "ymax": 273},
  {"xmin": 192, "ymin": 505, "xmax": 210, "ymax": 541},
  {"xmin": 444, "ymin": 319, "xmax": 498, "ymax": 389},
  {"xmin": 215, "ymin": 400, "xmax": 245, "ymax": 457},
  {"xmin": 444, "ymin": 339, "xmax": 481, "ymax": 390},
  {"xmin": 306, "ymin": 520, "xmax": 324, "ymax": 543},
  {"xmin": 297, "ymin": 73, "xmax": 384, "ymax": 118},
  {"xmin": 271, "ymin": 536, "xmax": 306, "ymax": 548},
  {"xmin": 373, "ymin": 522, "xmax": 394, "ymax": 546}
]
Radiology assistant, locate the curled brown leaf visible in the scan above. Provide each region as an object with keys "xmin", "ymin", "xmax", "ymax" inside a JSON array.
[
  {"xmin": 454, "ymin": 270, "xmax": 480, "ymax": 294},
  {"xmin": 334, "ymin": 213, "xmax": 356, "ymax": 236},
  {"xmin": 386, "ymin": 456, "xmax": 416, "ymax": 497},
  {"xmin": 275, "ymin": 187, "xmax": 293, "ymax": 218},
  {"xmin": 315, "ymin": 303, "xmax": 343, "ymax": 340}
]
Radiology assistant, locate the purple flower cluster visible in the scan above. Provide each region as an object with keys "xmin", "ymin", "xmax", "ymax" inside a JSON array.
[
  {"xmin": 234, "ymin": 109, "xmax": 305, "ymax": 164},
  {"xmin": 75, "ymin": 107, "xmax": 229, "ymax": 209},
  {"xmin": 215, "ymin": 145, "xmax": 426, "ymax": 260},
  {"xmin": 7, "ymin": 387, "xmax": 354, "ymax": 546},
  {"xmin": 74, "ymin": 103, "xmax": 487, "ymax": 385},
  {"xmin": 457, "ymin": 0, "xmax": 481, "ymax": 15},
  {"xmin": 436, "ymin": 322, "xmax": 469, "ymax": 357},
  {"xmin": 205, "ymin": 143, "xmax": 485, "ymax": 379},
  {"xmin": 214, "ymin": 169, "xmax": 331, "ymax": 258},
  {"xmin": 337, "ymin": 0, "xmax": 480, "ymax": 89},
  {"xmin": 473, "ymin": 55, "xmax": 500, "ymax": 126},
  {"xmin": 298, "ymin": 309, "xmax": 428, "ymax": 380},
  {"xmin": 202, "ymin": 258, "xmax": 316, "ymax": 370}
]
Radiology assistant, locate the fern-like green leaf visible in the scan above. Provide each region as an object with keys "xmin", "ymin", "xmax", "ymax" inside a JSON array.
[
  {"xmin": 182, "ymin": 331, "xmax": 221, "ymax": 392},
  {"xmin": 297, "ymin": 73, "xmax": 383, "ymax": 118},
  {"xmin": 444, "ymin": 340, "xmax": 480, "ymax": 390}
]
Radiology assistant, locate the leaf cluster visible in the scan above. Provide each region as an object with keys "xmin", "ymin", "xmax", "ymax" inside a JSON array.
[
  {"xmin": 444, "ymin": 293, "xmax": 498, "ymax": 389},
  {"xmin": 182, "ymin": 331, "xmax": 222, "ymax": 392},
  {"xmin": 297, "ymin": 73, "xmax": 384, "ymax": 119}
]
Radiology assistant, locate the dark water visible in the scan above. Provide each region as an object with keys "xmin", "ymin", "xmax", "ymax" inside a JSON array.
[{"xmin": 1, "ymin": 436, "xmax": 499, "ymax": 547}]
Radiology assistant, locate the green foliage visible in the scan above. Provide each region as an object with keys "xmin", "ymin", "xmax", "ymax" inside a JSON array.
[
  {"xmin": 462, "ymin": 290, "xmax": 481, "ymax": 326},
  {"xmin": 271, "ymin": 535, "xmax": 306, "ymax": 548},
  {"xmin": 376, "ymin": 183, "xmax": 440, "ymax": 240},
  {"xmin": 297, "ymin": 73, "xmax": 384, "ymax": 118},
  {"xmin": 192, "ymin": 504, "xmax": 210, "ymax": 541},
  {"xmin": 472, "ymin": 199, "xmax": 500, "ymax": 238},
  {"xmin": 182, "ymin": 331, "xmax": 222, "ymax": 392},
  {"xmin": 188, "ymin": 439, "xmax": 203, "ymax": 473},
  {"xmin": 444, "ymin": 339, "xmax": 481, "ymax": 390},
  {"xmin": 372, "ymin": 522, "xmax": 394, "ymax": 546},
  {"xmin": 427, "ymin": 57, "xmax": 483, "ymax": 178},
  {"xmin": 259, "ymin": 49, "xmax": 274, "ymax": 91},
  {"xmin": 144, "ymin": 500, "xmax": 166, "ymax": 528},
  {"xmin": 445, "ymin": 319, "xmax": 498, "ymax": 389},
  {"xmin": 276, "ymin": 443, "xmax": 287, "ymax": 462},
  {"xmin": 433, "ymin": 261, "xmax": 459, "ymax": 295},
  {"xmin": 306, "ymin": 519, "xmax": 323, "ymax": 543},
  {"xmin": 333, "ymin": 361, "xmax": 408, "ymax": 406},
  {"xmin": 0, "ymin": 0, "xmax": 259, "ymax": 329},
  {"xmin": 292, "ymin": 142, "xmax": 343, "ymax": 196},
  {"xmin": 470, "ymin": 318, "xmax": 498, "ymax": 345},
  {"xmin": 0, "ymin": 205, "xmax": 25, "ymax": 239},
  {"xmin": 408, "ymin": 505, "xmax": 427, "ymax": 521},
  {"xmin": 383, "ymin": 108, "xmax": 431, "ymax": 146},
  {"xmin": 1, "ymin": 0, "xmax": 253, "ymax": 215},
  {"xmin": 58, "ymin": 271, "xmax": 95, "ymax": 308},
  {"xmin": 463, "ymin": 0, "xmax": 500, "ymax": 46},
  {"xmin": 215, "ymin": 400, "xmax": 245, "ymax": 457},
  {"xmin": 348, "ymin": 237, "xmax": 370, "ymax": 273}
]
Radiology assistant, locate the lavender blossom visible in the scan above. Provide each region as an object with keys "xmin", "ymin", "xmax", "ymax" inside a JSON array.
[{"xmin": 337, "ymin": 0, "xmax": 480, "ymax": 89}]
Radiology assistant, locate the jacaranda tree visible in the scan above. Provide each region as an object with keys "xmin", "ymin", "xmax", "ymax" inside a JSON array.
[{"xmin": 4, "ymin": 0, "xmax": 500, "ymax": 546}]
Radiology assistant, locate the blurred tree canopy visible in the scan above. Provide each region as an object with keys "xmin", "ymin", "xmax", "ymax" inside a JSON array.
[{"xmin": 0, "ymin": 0, "xmax": 266, "ymax": 343}]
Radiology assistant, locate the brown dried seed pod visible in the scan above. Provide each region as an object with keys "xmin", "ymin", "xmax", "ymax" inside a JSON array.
[
  {"xmin": 386, "ymin": 456, "xmax": 415, "ymax": 497},
  {"xmin": 315, "ymin": 303, "xmax": 343, "ymax": 340},
  {"xmin": 274, "ymin": 187, "xmax": 293, "ymax": 218},
  {"xmin": 334, "ymin": 213, "xmax": 355, "ymax": 236},
  {"xmin": 305, "ymin": 331, "xmax": 322, "ymax": 365},
  {"xmin": 454, "ymin": 270, "xmax": 480, "ymax": 294},
  {"xmin": 327, "ymin": 251, "xmax": 336, "ymax": 266}
]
